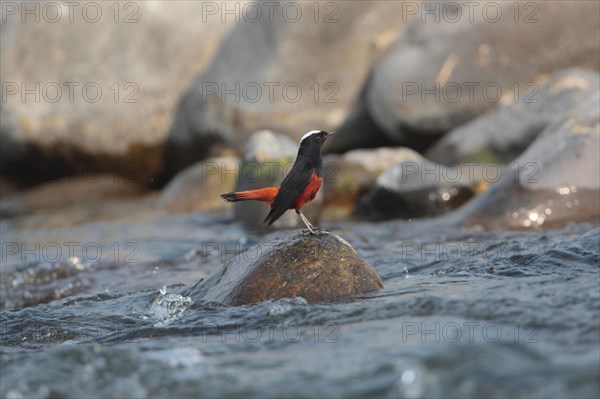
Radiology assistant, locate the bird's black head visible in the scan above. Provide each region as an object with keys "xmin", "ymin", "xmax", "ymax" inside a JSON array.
[
  {"xmin": 298, "ymin": 130, "xmax": 334, "ymax": 153},
  {"xmin": 295, "ymin": 130, "xmax": 335, "ymax": 173}
]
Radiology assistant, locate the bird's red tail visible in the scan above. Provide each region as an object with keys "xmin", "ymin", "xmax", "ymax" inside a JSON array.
[{"xmin": 221, "ymin": 187, "xmax": 279, "ymax": 205}]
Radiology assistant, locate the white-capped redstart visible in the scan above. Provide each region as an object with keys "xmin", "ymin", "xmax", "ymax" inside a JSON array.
[{"xmin": 221, "ymin": 130, "xmax": 334, "ymax": 234}]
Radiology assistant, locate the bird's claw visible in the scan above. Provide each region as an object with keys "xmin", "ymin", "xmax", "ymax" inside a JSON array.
[{"xmin": 302, "ymin": 227, "xmax": 328, "ymax": 237}]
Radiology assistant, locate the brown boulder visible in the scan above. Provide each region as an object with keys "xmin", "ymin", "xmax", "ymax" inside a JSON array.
[{"xmin": 190, "ymin": 231, "xmax": 383, "ymax": 305}]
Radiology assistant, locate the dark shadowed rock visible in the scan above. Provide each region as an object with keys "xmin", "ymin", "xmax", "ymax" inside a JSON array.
[
  {"xmin": 366, "ymin": 2, "xmax": 600, "ymax": 143},
  {"xmin": 323, "ymin": 148, "xmax": 426, "ymax": 220},
  {"xmin": 166, "ymin": 2, "xmax": 405, "ymax": 173},
  {"xmin": 156, "ymin": 156, "xmax": 239, "ymax": 213},
  {"xmin": 355, "ymin": 150, "xmax": 476, "ymax": 220},
  {"xmin": 452, "ymin": 92, "xmax": 600, "ymax": 229},
  {"xmin": 0, "ymin": 177, "xmax": 21, "ymax": 198},
  {"xmin": 232, "ymin": 130, "xmax": 321, "ymax": 229},
  {"xmin": 189, "ymin": 231, "xmax": 383, "ymax": 305},
  {"xmin": 427, "ymin": 69, "xmax": 600, "ymax": 164},
  {"xmin": 1, "ymin": 2, "xmax": 238, "ymax": 185},
  {"xmin": 324, "ymin": 76, "xmax": 396, "ymax": 154}
]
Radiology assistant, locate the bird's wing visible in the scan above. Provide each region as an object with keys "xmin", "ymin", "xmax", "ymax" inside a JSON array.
[{"xmin": 263, "ymin": 163, "xmax": 313, "ymax": 226}]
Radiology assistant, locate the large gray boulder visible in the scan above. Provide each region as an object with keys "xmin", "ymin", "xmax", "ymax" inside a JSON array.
[
  {"xmin": 427, "ymin": 68, "xmax": 600, "ymax": 164},
  {"xmin": 1, "ymin": 2, "xmax": 239, "ymax": 184},
  {"xmin": 452, "ymin": 92, "xmax": 600, "ymax": 229},
  {"xmin": 189, "ymin": 231, "xmax": 383, "ymax": 306},
  {"xmin": 364, "ymin": 1, "xmax": 600, "ymax": 145},
  {"xmin": 165, "ymin": 1, "xmax": 406, "ymax": 173}
]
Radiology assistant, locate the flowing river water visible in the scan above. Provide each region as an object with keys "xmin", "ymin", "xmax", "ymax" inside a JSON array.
[{"xmin": 1, "ymin": 208, "xmax": 598, "ymax": 398}]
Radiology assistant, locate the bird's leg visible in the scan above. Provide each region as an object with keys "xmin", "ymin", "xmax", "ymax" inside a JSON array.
[{"xmin": 296, "ymin": 210, "xmax": 318, "ymax": 235}]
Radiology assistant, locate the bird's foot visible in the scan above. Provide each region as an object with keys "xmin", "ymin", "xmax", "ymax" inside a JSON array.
[
  {"xmin": 302, "ymin": 227, "xmax": 328, "ymax": 237},
  {"xmin": 302, "ymin": 228, "xmax": 317, "ymax": 236}
]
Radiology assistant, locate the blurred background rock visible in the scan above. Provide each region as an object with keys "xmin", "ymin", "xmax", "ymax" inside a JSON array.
[{"xmin": 1, "ymin": 0, "xmax": 599, "ymax": 230}]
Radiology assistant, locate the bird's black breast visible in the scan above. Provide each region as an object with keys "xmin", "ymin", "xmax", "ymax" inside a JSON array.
[{"xmin": 263, "ymin": 155, "xmax": 320, "ymax": 226}]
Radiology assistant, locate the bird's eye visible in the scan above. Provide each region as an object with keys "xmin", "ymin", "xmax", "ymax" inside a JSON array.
[{"xmin": 316, "ymin": 136, "xmax": 321, "ymax": 141}]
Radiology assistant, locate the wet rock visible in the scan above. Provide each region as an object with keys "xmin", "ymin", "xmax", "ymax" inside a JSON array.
[
  {"xmin": 166, "ymin": 2, "xmax": 405, "ymax": 173},
  {"xmin": 189, "ymin": 231, "xmax": 383, "ymax": 305},
  {"xmin": 323, "ymin": 147, "xmax": 426, "ymax": 220},
  {"xmin": 156, "ymin": 156, "xmax": 239, "ymax": 214},
  {"xmin": 453, "ymin": 92, "xmax": 600, "ymax": 229},
  {"xmin": 355, "ymin": 150, "xmax": 476, "ymax": 220},
  {"xmin": 1, "ymin": 2, "xmax": 238, "ymax": 184},
  {"xmin": 427, "ymin": 69, "xmax": 600, "ymax": 164},
  {"xmin": 366, "ymin": 2, "xmax": 600, "ymax": 143},
  {"xmin": 232, "ymin": 130, "xmax": 321, "ymax": 229}
]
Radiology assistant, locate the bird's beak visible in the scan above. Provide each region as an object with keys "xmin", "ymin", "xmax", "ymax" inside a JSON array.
[{"xmin": 326, "ymin": 131, "xmax": 336, "ymax": 139}]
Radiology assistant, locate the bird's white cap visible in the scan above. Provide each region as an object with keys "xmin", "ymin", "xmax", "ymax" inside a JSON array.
[{"xmin": 300, "ymin": 130, "xmax": 322, "ymax": 143}]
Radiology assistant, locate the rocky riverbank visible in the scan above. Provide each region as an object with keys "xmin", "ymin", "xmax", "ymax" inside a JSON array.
[{"xmin": 1, "ymin": 2, "xmax": 599, "ymax": 398}]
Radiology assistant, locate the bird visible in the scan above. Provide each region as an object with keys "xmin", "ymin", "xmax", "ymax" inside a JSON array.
[{"xmin": 221, "ymin": 130, "xmax": 335, "ymax": 234}]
